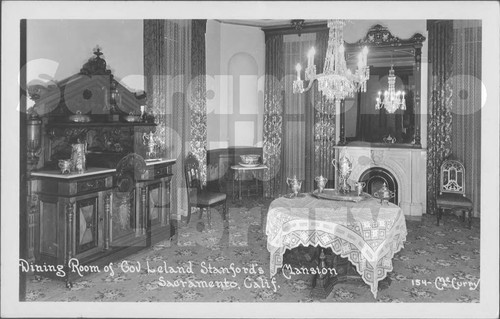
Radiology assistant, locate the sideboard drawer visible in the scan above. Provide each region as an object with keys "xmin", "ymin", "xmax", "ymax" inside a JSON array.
[
  {"xmin": 33, "ymin": 173, "xmax": 114, "ymax": 197},
  {"xmin": 76, "ymin": 176, "xmax": 113, "ymax": 194},
  {"xmin": 139, "ymin": 163, "xmax": 173, "ymax": 180}
]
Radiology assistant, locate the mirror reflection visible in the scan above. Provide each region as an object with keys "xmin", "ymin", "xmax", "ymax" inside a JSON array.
[
  {"xmin": 344, "ymin": 65, "xmax": 415, "ymax": 144},
  {"xmin": 341, "ymin": 24, "xmax": 425, "ymax": 147}
]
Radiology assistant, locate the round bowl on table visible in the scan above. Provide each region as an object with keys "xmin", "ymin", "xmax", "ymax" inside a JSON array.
[{"xmin": 240, "ymin": 154, "xmax": 260, "ymax": 165}]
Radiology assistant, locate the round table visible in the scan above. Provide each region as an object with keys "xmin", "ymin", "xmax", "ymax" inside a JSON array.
[{"xmin": 230, "ymin": 164, "xmax": 267, "ymax": 200}]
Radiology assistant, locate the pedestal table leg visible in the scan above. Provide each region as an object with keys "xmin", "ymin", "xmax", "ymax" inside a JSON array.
[
  {"xmin": 232, "ymin": 169, "xmax": 236, "ymax": 200},
  {"xmin": 238, "ymin": 171, "xmax": 242, "ymax": 200},
  {"xmin": 255, "ymin": 171, "xmax": 258, "ymax": 196},
  {"xmin": 310, "ymin": 247, "xmax": 337, "ymax": 298}
]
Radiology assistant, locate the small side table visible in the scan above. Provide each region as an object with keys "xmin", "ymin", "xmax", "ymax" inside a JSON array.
[{"xmin": 230, "ymin": 164, "xmax": 268, "ymax": 200}]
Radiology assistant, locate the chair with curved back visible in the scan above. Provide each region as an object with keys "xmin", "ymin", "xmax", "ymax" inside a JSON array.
[
  {"xmin": 116, "ymin": 153, "xmax": 147, "ymax": 193},
  {"xmin": 436, "ymin": 159, "xmax": 473, "ymax": 229},
  {"xmin": 113, "ymin": 153, "xmax": 147, "ymax": 236},
  {"xmin": 184, "ymin": 152, "xmax": 227, "ymax": 226}
]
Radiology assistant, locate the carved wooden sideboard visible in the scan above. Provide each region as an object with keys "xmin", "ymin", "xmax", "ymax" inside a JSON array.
[
  {"xmin": 26, "ymin": 48, "xmax": 175, "ymax": 285},
  {"xmin": 29, "ymin": 160, "xmax": 175, "ymax": 286},
  {"xmin": 30, "ymin": 169, "xmax": 115, "ymax": 283}
]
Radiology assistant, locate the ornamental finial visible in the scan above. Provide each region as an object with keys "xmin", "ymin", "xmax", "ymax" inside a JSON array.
[{"xmin": 93, "ymin": 45, "xmax": 103, "ymax": 57}]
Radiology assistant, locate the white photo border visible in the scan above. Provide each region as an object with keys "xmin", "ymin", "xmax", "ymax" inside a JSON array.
[{"xmin": 1, "ymin": 1, "xmax": 498, "ymax": 318}]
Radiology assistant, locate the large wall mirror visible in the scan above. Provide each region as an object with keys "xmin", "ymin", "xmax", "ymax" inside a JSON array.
[{"xmin": 340, "ymin": 24, "xmax": 425, "ymax": 147}]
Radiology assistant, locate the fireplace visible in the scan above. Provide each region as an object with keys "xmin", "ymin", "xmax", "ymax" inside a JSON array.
[
  {"xmin": 334, "ymin": 145, "xmax": 426, "ymax": 217},
  {"xmin": 359, "ymin": 167, "xmax": 398, "ymax": 204}
]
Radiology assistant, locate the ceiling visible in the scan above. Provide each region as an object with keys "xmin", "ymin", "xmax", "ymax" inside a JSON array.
[{"xmin": 216, "ymin": 19, "xmax": 326, "ymax": 29}]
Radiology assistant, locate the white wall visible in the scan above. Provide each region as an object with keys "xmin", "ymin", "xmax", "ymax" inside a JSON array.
[
  {"xmin": 27, "ymin": 20, "xmax": 144, "ymax": 92},
  {"xmin": 26, "ymin": 19, "xmax": 425, "ymax": 149},
  {"xmin": 205, "ymin": 20, "xmax": 426, "ymax": 150},
  {"xmin": 206, "ymin": 20, "xmax": 265, "ymax": 150}
]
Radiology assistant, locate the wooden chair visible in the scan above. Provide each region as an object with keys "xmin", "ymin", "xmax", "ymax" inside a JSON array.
[
  {"xmin": 436, "ymin": 159, "xmax": 473, "ymax": 229},
  {"xmin": 184, "ymin": 152, "xmax": 227, "ymax": 226}
]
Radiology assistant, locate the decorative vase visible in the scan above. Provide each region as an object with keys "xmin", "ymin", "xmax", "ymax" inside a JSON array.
[
  {"xmin": 354, "ymin": 181, "xmax": 366, "ymax": 196},
  {"xmin": 142, "ymin": 131, "xmax": 157, "ymax": 159},
  {"xmin": 286, "ymin": 176, "xmax": 302, "ymax": 197},
  {"xmin": 315, "ymin": 175, "xmax": 328, "ymax": 193},
  {"xmin": 373, "ymin": 183, "xmax": 395, "ymax": 205},
  {"xmin": 71, "ymin": 143, "xmax": 87, "ymax": 174},
  {"xmin": 332, "ymin": 148, "xmax": 353, "ymax": 194}
]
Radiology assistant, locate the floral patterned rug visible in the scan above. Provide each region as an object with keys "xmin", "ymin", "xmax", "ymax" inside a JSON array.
[{"xmin": 24, "ymin": 197, "xmax": 480, "ymax": 303}]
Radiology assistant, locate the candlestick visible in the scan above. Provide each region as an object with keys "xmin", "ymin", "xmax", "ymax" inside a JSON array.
[
  {"xmin": 295, "ymin": 63, "xmax": 302, "ymax": 81},
  {"xmin": 362, "ymin": 46, "xmax": 369, "ymax": 65},
  {"xmin": 307, "ymin": 47, "xmax": 315, "ymax": 67}
]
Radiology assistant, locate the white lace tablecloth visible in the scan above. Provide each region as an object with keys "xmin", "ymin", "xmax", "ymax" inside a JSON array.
[{"xmin": 265, "ymin": 194, "xmax": 407, "ymax": 298}]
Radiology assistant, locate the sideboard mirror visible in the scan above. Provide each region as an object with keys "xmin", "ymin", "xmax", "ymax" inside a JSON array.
[{"xmin": 341, "ymin": 24, "xmax": 426, "ymax": 147}]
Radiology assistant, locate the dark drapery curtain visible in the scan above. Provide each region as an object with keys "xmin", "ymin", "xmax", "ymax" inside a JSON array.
[
  {"xmin": 310, "ymin": 29, "xmax": 336, "ymax": 190},
  {"xmin": 144, "ymin": 20, "xmax": 207, "ymax": 218},
  {"xmin": 144, "ymin": 20, "xmax": 168, "ymax": 155},
  {"xmin": 263, "ymin": 34, "xmax": 284, "ymax": 198},
  {"xmin": 282, "ymin": 33, "xmax": 315, "ymax": 193},
  {"xmin": 264, "ymin": 29, "xmax": 336, "ymax": 196},
  {"xmin": 426, "ymin": 20, "xmax": 454, "ymax": 215},
  {"xmin": 451, "ymin": 21, "xmax": 481, "ymax": 217},
  {"xmin": 190, "ymin": 20, "xmax": 208, "ymax": 185}
]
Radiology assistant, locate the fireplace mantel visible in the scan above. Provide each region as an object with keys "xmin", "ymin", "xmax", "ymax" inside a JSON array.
[{"xmin": 334, "ymin": 145, "xmax": 426, "ymax": 217}]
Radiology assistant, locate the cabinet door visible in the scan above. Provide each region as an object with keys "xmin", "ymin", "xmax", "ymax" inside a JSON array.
[
  {"xmin": 75, "ymin": 196, "xmax": 100, "ymax": 255},
  {"xmin": 38, "ymin": 196, "xmax": 61, "ymax": 262},
  {"xmin": 37, "ymin": 193, "xmax": 103, "ymax": 264}
]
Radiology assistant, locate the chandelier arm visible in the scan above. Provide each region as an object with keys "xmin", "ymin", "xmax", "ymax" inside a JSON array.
[{"xmin": 301, "ymin": 77, "xmax": 317, "ymax": 93}]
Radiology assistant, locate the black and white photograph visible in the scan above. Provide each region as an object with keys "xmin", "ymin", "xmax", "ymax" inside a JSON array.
[{"xmin": 1, "ymin": 1, "xmax": 499, "ymax": 318}]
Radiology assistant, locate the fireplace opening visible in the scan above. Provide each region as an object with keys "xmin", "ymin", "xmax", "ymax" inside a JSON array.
[{"xmin": 359, "ymin": 167, "xmax": 398, "ymax": 204}]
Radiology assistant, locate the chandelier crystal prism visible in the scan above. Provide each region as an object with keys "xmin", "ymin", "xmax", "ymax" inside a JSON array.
[
  {"xmin": 293, "ymin": 20, "xmax": 370, "ymax": 108},
  {"xmin": 375, "ymin": 65, "xmax": 406, "ymax": 113}
]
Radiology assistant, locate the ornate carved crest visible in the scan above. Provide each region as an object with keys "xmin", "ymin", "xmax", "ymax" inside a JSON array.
[
  {"xmin": 291, "ymin": 19, "xmax": 305, "ymax": 36},
  {"xmin": 30, "ymin": 47, "xmax": 147, "ymax": 117},
  {"xmin": 80, "ymin": 47, "xmax": 112, "ymax": 76},
  {"xmin": 28, "ymin": 84, "xmax": 57, "ymax": 101},
  {"xmin": 356, "ymin": 24, "xmax": 426, "ymax": 47},
  {"xmin": 371, "ymin": 150, "xmax": 385, "ymax": 165},
  {"xmin": 410, "ymin": 33, "xmax": 426, "ymax": 44},
  {"xmin": 367, "ymin": 25, "xmax": 396, "ymax": 44}
]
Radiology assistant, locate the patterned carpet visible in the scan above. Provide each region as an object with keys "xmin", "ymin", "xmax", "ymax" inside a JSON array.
[{"xmin": 24, "ymin": 197, "xmax": 480, "ymax": 303}]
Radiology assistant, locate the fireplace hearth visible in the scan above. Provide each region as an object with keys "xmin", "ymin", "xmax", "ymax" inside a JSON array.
[
  {"xmin": 334, "ymin": 146, "xmax": 426, "ymax": 217},
  {"xmin": 359, "ymin": 167, "xmax": 398, "ymax": 204}
]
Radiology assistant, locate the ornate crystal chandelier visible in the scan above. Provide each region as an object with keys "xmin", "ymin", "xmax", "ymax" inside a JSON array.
[
  {"xmin": 293, "ymin": 20, "xmax": 369, "ymax": 108},
  {"xmin": 375, "ymin": 65, "xmax": 406, "ymax": 113}
]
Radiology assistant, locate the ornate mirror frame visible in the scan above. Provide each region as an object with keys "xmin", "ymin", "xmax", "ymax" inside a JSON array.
[{"xmin": 340, "ymin": 24, "xmax": 426, "ymax": 147}]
